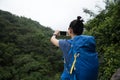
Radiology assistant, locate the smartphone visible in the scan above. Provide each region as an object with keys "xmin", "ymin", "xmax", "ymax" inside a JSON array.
[{"xmin": 60, "ymin": 31, "xmax": 67, "ymax": 36}]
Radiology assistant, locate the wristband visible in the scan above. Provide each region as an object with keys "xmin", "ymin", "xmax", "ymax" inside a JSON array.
[{"xmin": 53, "ymin": 34, "xmax": 57, "ymax": 37}]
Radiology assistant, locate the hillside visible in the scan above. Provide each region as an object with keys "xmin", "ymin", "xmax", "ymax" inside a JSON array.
[{"xmin": 0, "ymin": 10, "xmax": 63, "ymax": 80}]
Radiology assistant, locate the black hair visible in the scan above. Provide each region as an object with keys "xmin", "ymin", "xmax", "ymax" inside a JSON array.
[{"xmin": 69, "ymin": 16, "xmax": 84, "ymax": 35}]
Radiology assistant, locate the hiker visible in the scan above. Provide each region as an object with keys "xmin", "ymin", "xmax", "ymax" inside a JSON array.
[{"xmin": 50, "ymin": 16, "xmax": 99, "ymax": 80}]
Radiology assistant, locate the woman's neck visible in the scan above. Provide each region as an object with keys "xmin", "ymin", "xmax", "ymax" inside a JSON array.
[{"xmin": 71, "ymin": 34, "xmax": 76, "ymax": 39}]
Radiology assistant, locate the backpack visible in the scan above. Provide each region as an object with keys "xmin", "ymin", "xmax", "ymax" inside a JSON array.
[{"xmin": 64, "ymin": 35, "xmax": 99, "ymax": 80}]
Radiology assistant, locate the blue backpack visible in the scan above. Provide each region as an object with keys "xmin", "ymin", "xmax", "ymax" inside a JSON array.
[{"xmin": 63, "ymin": 35, "xmax": 99, "ymax": 80}]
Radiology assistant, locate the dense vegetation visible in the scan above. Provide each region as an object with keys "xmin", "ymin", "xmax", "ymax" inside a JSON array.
[
  {"xmin": 0, "ymin": 0, "xmax": 120, "ymax": 80},
  {"xmin": 0, "ymin": 10, "xmax": 63, "ymax": 80},
  {"xmin": 85, "ymin": 0, "xmax": 120, "ymax": 80}
]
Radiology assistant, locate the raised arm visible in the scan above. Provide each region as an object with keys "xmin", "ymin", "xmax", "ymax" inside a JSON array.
[{"xmin": 50, "ymin": 30, "xmax": 60, "ymax": 47}]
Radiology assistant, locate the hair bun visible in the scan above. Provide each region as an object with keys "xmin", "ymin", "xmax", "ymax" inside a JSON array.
[
  {"xmin": 77, "ymin": 16, "xmax": 81, "ymax": 20},
  {"xmin": 77, "ymin": 16, "xmax": 84, "ymax": 22}
]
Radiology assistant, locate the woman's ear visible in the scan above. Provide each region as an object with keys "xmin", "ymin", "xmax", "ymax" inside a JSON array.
[{"xmin": 69, "ymin": 28, "xmax": 73, "ymax": 34}]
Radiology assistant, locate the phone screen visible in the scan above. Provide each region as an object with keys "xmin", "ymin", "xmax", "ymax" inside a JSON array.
[{"xmin": 60, "ymin": 31, "xmax": 67, "ymax": 36}]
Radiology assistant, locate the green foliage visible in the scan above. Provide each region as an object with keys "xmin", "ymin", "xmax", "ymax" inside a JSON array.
[
  {"xmin": 85, "ymin": 1, "xmax": 120, "ymax": 79},
  {"xmin": 0, "ymin": 10, "xmax": 62, "ymax": 80},
  {"xmin": 98, "ymin": 44, "xmax": 120, "ymax": 80}
]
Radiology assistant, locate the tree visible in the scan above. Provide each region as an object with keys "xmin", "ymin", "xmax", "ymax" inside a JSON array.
[
  {"xmin": 0, "ymin": 10, "xmax": 63, "ymax": 80},
  {"xmin": 84, "ymin": 1, "xmax": 120, "ymax": 79}
]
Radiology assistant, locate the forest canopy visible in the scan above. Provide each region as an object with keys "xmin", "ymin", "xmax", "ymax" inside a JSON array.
[{"xmin": 0, "ymin": 9, "xmax": 63, "ymax": 80}]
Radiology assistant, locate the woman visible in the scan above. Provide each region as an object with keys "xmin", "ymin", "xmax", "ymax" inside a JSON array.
[{"xmin": 50, "ymin": 16, "xmax": 98, "ymax": 80}]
